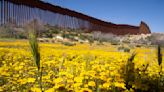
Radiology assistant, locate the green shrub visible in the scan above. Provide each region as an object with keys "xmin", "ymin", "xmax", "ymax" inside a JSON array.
[
  {"xmin": 118, "ymin": 46, "xmax": 130, "ymax": 52},
  {"xmin": 110, "ymin": 40, "xmax": 119, "ymax": 45},
  {"xmin": 0, "ymin": 25, "xmax": 27, "ymax": 39},
  {"xmin": 79, "ymin": 34, "xmax": 86, "ymax": 40},
  {"xmin": 62, "ymin": 42, "xmax": 76, "ymax": 46}
]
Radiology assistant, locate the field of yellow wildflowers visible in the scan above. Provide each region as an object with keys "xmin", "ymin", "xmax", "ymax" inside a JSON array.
[{"xmin": 0, "ymin": 40, "xmax": 164, "ymax": 92}]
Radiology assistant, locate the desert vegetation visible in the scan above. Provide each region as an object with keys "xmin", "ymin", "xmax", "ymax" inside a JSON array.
[
  {"xmin": 0, "ymin": 40, "xmax": 164, "ymax": 92},
  {"xmin": 0, "ymin": 22, "xmax": 164, "ymax": 46},
  {"xmin": 0, "ymin": 23, "xmax": 164, "ymax": 92}
]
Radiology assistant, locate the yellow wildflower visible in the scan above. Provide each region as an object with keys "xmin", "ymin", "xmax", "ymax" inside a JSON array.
[
  {"xmin": 88, "ymin": 81, "xmax": 96, "ymax": 87},
  {"xmin": 79, "ymin": 88, "xmax": 92, "ymax": 92},
  {"xmin": 31, "ymin": 87, "xmax": 41, "ymax": 92},
  {"xmin": 114, "ymin": 82, "xmax": 126, "ymax": 89},
  {"xmin": 27, "ymin": 78, "xmax": 36, "ymax": 83}
]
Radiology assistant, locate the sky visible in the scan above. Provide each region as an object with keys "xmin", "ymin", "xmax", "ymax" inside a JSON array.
[{"xmin": 44, "ymin": 0, "xmax": 164, "ymax": 33}]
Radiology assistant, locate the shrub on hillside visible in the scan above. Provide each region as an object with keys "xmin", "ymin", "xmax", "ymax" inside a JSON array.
[
  {"xmin": 61, "ymin": 42, "xmax": 76, "ymax": 46},
  {"xmin": 0, "ymin": 25, "xmax": 27, "ymax": 39},
  {"xmin": 118, "ymin": 46, "xmax": 130, "ymax": 52},
  {"xmin": 149, "ymin": 33, "xmax": 164, "ymax": 46},
  {"xmin": 92, "ymin": 31, "xmax": 120, "ymax": 44}
]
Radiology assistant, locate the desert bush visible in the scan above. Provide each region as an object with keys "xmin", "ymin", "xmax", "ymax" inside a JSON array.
[
  {"xmin": 78, "ymin": 34, "xmax": 86, "ymax": 40},
  {"xmin": 0, "ymin": 25, "xmax": 27, "ymax": 39},
  {"xmin": 149, "ymin": 33, "xmax": 164, "ymax": 46},
  {"xmin": 0, "ymin": 25, "xmax": 15, "ymax": 38},
  {"xmin": 110, "ymin": 40, "xmax": 120, "ymax": 45},
  {"xmin": 92, "ymin": 31, "xmax": 120, "ymax": 44},
  {"xmin": 62, "ymin": 42, "xmax": 76, "ymax": 46},
  {"xmin": 123, "ymin": 53, "xmax": 136, "ymax": 90},
  {"xmin": 88, "ymin": 36, "xmax": 94, "ymax": 45},
  {"xmin": 118, "ymin": 46, "xmax": 130, "ymax": 52}
]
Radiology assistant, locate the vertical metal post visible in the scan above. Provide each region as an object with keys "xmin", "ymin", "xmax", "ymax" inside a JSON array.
[
  {"xmin": 76, "ymin": 18, "xmax": 80, "ymax": 29},
  {"xmin": 69, "ymin": 16, "xmax": 73, "ymax": 29},
  {"xmin": 21, "ymin": 4, "xmax": 23, "ymax": 25},
  {"xmin": 51, "ymin": 12, "xmax": 56, "ymax": 26},
  {"xmin": 69, "ymin": 16, "xmax": 71, "ymax": 28},
  {"xmin": 34, "ymin": 8, "xmax": 37, "ymax": 22},
  {"xmin": 61, "ymin": 15, "xmax": 64, "ymax": 28},
  {"xmin": 51, "ymin": 12, "xmax": 54, "ymax": 25},
  {"xmin": 72, "ymin": 17, "xmax": 75, "ymax": 29},
  {"xmin": 49, "ymin": 11, "xmax": 51, "ymax": 25},
  {"xmin": 70, "ymin": 16, "xmax": 73, "ymax": 29},
  {"xmin": 4, "ymin": 0, "xmax": 6, "ymax": 24},
  {"xmin": 17, "ymin": 3, "xmax": 19, "ymax": 26},
  {"xmin": 73, "ymin": 17, "xmax": 76, "ymax": 29},
  {"xmin": 44, "ymin": 10, "xmax": 47, "ymax": 24},
  {"xmin": 27, "ymin": 6, "xmax": 30, "ymax": 23},
  {"xmin": 37, "ymin": 8, "xmax": 42, "ymax": 23},
  {"xmin": 8, "ymin": 1, "xmax": 10, "ymax": 24},
  {"xmin": 22, "ymin": 4, "xmax": 24, "ymax": 26},
  {"xmin": 28, "ymin": 6, "xmax": 30, "ymax": 23},
  {"xmin": 6, "ymin": 0, "xmax": 9, "ymax": 24},
  {"xmin": 11, "ymin": 2, "xmax": 13, "ymax": 24},
  {"xmin": 40, "ymin": 9, "xmax": 43, "ymax": 24},
  {"xmin": 57, "ymin": 13, "xmax": 61, "ymax": 27},
  {"xmin": 0, "ymin": 0, "xmax": 1, "ymax": 25},
  {"xmin": 5, "ymin": 0, "xmax": 8, "ymax": 24},
  {"xmin": 23, "ymin": 4, "xmax": 25, "ymax": 26},
  {"xmin": 25, "ymin": 5, "xmax": 27, "ymax": 25},
  {"xmin": 31, "ymin": 7, "xmax": 33, "ymax": 23},
  {"xmin": 63, "ymin": 15, "xmax": 65, "ymax": 28},
  {"xmin": 36, "ymin": 8, "xmax": 39, "ymax": 23},
  {"xmin": 35, "ymin": 7, "xmax": 37, "ymax": 23},
  {"xmin": 30, "ymin": 7, "xmax": 32, "ymax": 22},
  {"xmin": 75, "ymin": 18, "xmax": 78, "ymax": 29},
  {"xmin": 27, "ymin": 6, "xmax": 29, "ymax": 23},
  {"xmin": 32, "ymin": 7, "xmax": 34, "ymax": 23},
  {"xmin": 48, "ymin": 11, "xmax": 51, "ymax": 25},
  {"xmin": 12, "ymin": 1, "xmax": 14, "ymax": 24},
  {"xmin": 26, "ymin": 6, "xmax": 28, "ymax": 24},
  {"xmin": 2, "ymin": 0, "xmax": 5, "ymax": 24},
  {"xmin": 33, "ymin": 7, "xmax": 35, "ymax": 23},
  {"xmin": 56, "ymin": 13, "xmax": 59, "ymax": 27},
  {"xmin": 80, "ymin": 19, "xmax": 83, "ymax": 29},
  {"xmin": 17, "ymin": 4, "xmax": 19, "ymax": 26},
  {"xmin": 58, "ymin": 13, "xmax": 62, "ymax": 27},
  {"xmin": 15, "ymin": 4, "xmax": 17, "ymax": 25},
  {"xmin": 45, "ymin": 10, "xmax": 48, "ymax": 25},
  {"xmin": 65, "ymin": 15, "xmax": 68, "ymax": 28},
  {"xmin": 51, "ymin": 12, "xmax": 53, "ymax": 25},
  {"xmin": 66, "ymin": 15, "xmax": 69, "ymax": 28},
  {"xmin": 23, "ymin": 4, "xmax": 25, "ymax": 25}
]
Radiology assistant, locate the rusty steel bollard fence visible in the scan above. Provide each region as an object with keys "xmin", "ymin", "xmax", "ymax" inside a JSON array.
[{"xmin": 0, "ymin": 0, "xmax": 151, "ymax": 35}]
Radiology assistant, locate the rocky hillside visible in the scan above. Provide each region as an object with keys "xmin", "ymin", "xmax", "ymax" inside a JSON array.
[{"xmin": 0, "ymin": 24, "xmax": 163, "ymax": 46}]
